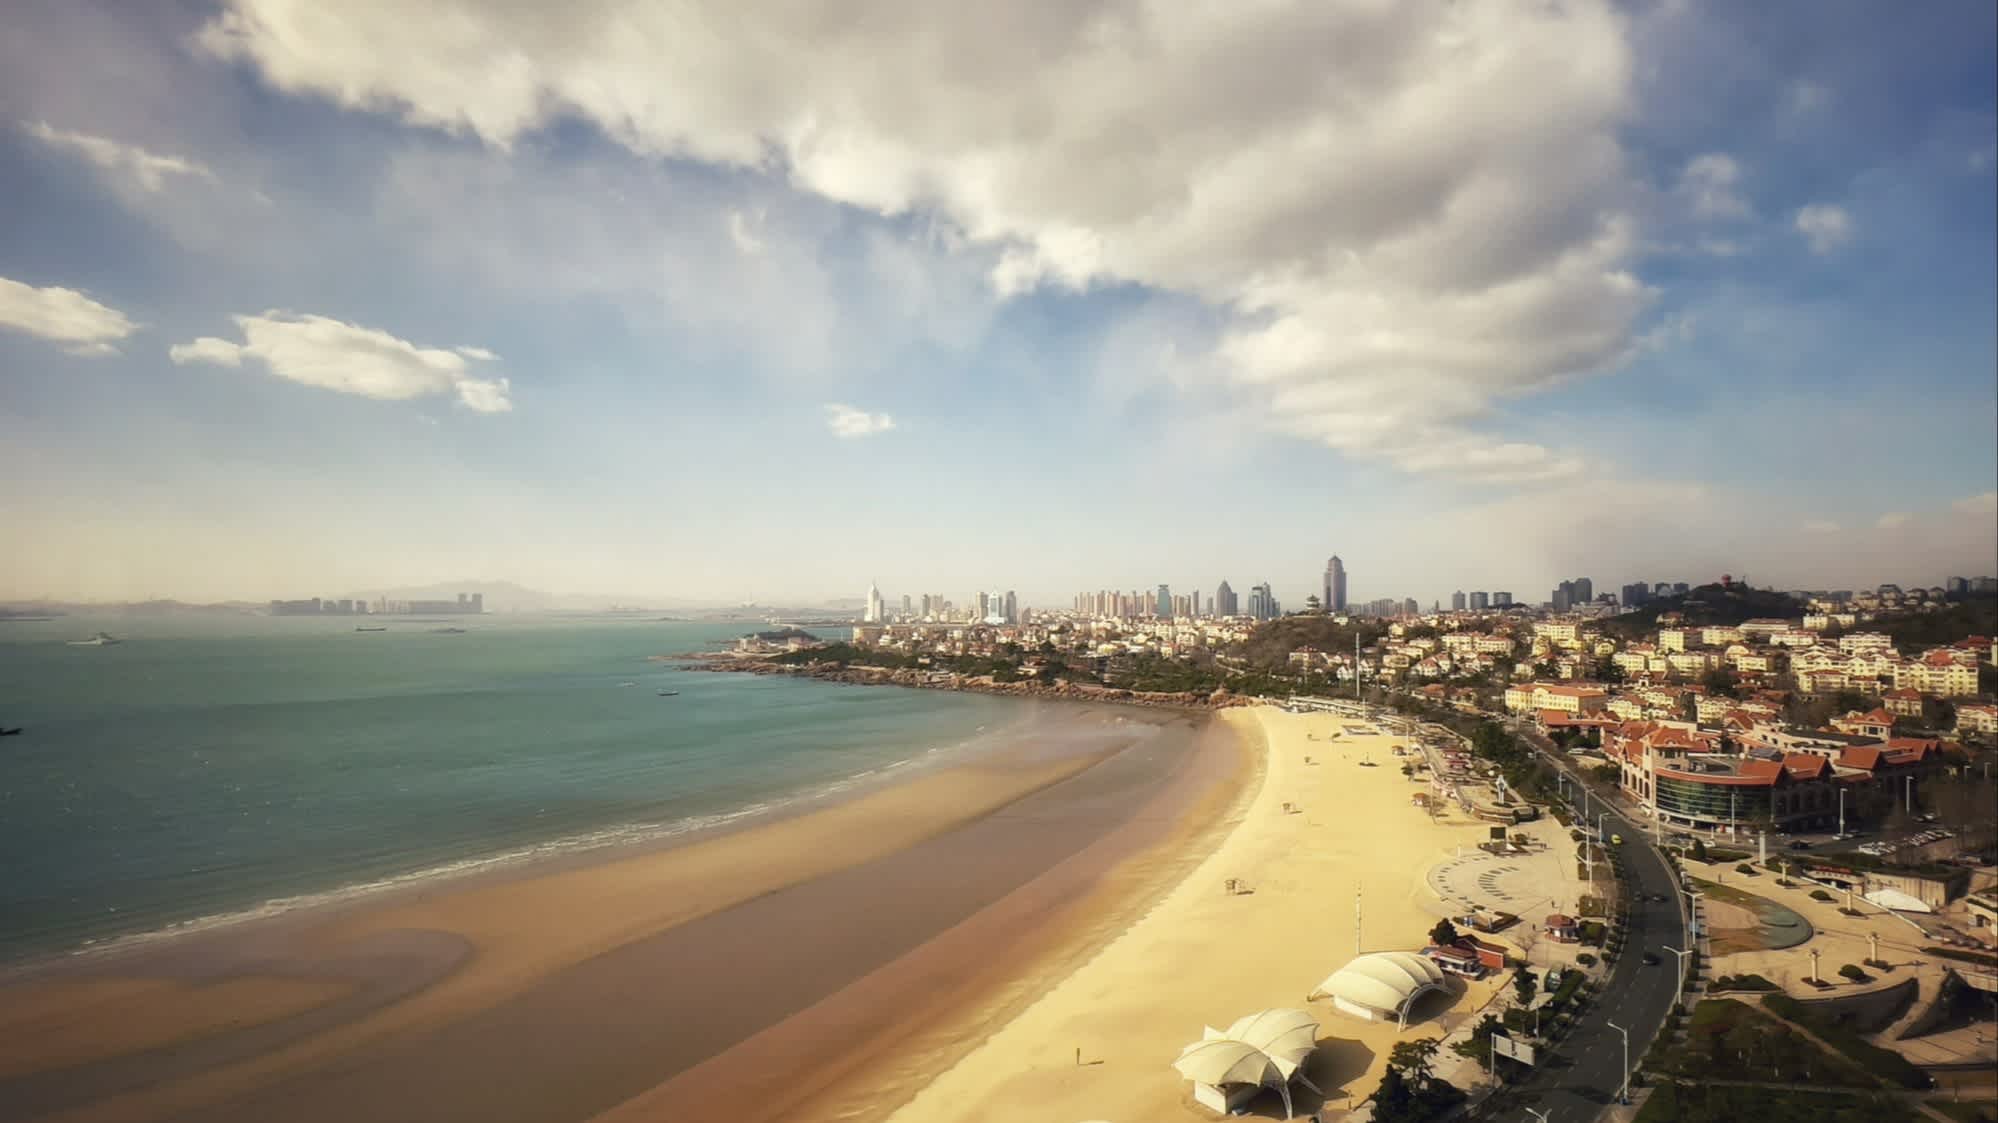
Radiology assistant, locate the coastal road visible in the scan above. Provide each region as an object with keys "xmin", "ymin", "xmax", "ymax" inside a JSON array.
[{"xmin": 1483, "ymin": 726, "xmax": 1690, "ymax": 1123}]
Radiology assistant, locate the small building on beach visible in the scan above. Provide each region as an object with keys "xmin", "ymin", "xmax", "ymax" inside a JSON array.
[{"xmin": 1308, "ymin": 951, "xmax": 1450, "ymax": 1028}]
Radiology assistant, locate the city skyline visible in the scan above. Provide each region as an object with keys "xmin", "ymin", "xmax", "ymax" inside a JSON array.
[{"xmin": 1, "ymin": 3, "xmax": 1994, "ymax": 604}]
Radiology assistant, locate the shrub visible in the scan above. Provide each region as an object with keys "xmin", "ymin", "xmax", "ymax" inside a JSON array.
[
  {"xmin": 1712, "ymin": 973, "xmax": 1778, "ymax": 991},
  {"xmin": 1576, "ymin": 952, "xmax": 1598, "ymax": 967},
  {"xmin": 1810, "ymin": 889, "xmax": 1835, "ymax": 902},
  {"xmin": 1838, "ymin": 964, "xmax": 1868, "ymax": 982},
  {"xmin": 1735, "ymin": 863, "xmax": 1756, "ymax": 875}
]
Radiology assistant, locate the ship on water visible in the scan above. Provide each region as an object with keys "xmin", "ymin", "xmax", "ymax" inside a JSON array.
[{"xmin": 67, "ymin": 632, "xmax": 122, "ymax": 647}]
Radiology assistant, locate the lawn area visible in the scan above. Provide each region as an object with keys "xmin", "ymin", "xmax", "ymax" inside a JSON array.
[
  {"xmin": 1926, "ymin": 1101, "xmax": 1998, "ymax": 1123},
  {"xmin": 1762, "ymin": 993, "xmax": 1931, "ymax": 1090},
  {"xmin": 1662, "ymin": 999, "xmax": 1871, "ymax": 1087},
  {"xmin": 1634, "ymin": 1082, "xmax": 1921, "ymax": 1123}
]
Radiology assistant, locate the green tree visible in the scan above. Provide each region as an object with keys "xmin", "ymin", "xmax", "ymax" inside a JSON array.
[
  {"xmin": 1429, "ymin": 918, "xmax": 1460, "ymax": 947},
  {"xmin": 1370, "ymin": 1065, "xmax": 1416, "ymax": 1120},
  {"xmin": 1692, "ymin": 838, "xmax": 1709, "ymax": 862},
  {"xmin": 1701, "ymin": 667, "xmax": 1739, "ymax": 698},
  {"xmin": 1387, "ymin": 1036, "xmax": 1441, "ymax": 1089},
  {"xmin": 1513, "ymin": 966, "xmax": 1538, "ymax": 1005}
]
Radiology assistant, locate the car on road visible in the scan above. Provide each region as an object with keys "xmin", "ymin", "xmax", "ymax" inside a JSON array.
[
  {"xmin": 1641, "ymin": 950, "xmax": 1660, "ymax": 965},
  {"xmin": 1789, "ymin": 840, "xmax": 1813, "ymax": 849}
]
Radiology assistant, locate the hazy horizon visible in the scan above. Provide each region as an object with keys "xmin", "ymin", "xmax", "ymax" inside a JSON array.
[{"xmin": 3, "ymin": 1, "xmax": 1994, "ymax": 610}]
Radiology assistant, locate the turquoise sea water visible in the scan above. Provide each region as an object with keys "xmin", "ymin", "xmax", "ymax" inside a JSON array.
[{"xmin": 0, "ymin": 614, "xmax": 1016, "ymax": 963}]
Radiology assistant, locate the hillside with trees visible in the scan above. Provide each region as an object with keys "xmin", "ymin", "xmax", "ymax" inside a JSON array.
[
  {"xmin": 1881, "ymin": 594, "xmax": 1998, "ymax": 648},
  {"xmin": 1599, "ymin": 582, "xmax": 1804, "ymax": 639},
  {"xmin": 1233, "ymin": 614, "xmax": 1391, "ymax": 670}
]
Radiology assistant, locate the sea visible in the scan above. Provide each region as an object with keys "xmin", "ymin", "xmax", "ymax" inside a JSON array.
[{"xmin": 0, "ymin": 614, "xmax": 1020, "ymax": 964}]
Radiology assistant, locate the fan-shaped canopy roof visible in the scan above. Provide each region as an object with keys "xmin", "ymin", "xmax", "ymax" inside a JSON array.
[
  {"xmin": 1172, "ymin": 1038, "xmax": 1282, "ymax": 1088},
  {"xmin": 1221, "ymin": 1008, "xmax": 1319, "ymax": 1076},
  {"xmin": 1308, "ymin": 951, "xmax": 1448, "ymax": 1013}
]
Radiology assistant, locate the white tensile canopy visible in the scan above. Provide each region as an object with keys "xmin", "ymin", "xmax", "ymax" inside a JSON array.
[
  {"xmin": 1308, "ymin": 950, "xmax": 1449, "ymax": 1029},
  {"xmin": 1175, "ymin": 1009, "xmax": 1323, "ymax": 1118}
]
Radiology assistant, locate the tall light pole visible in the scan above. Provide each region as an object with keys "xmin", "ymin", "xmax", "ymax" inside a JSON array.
[
  {"xmin": 1664, "ymin": 944, "xmax": 1695, "ymax": 994},
  {"xmin": 1607, "ymin": 1019, "xmax": 1630, "ymax": 1104},
  {"xmin": 1838, "ymin": 788, "xmax": 1846, "ymax": 839}
]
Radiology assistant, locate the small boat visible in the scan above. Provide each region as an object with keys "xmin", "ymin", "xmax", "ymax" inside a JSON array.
[
  {"xmin": 356, "ymin": 625, "xmax": 388, "ymax": 632},
  {"xmin": 67, "ymin": 632, "xmax": 121, "ymax": 646},
  {"xmin": 657, "ymin": 690, "xmax": 681, "ymax": 697},
  {"xmin": 619, "ymin": 681, "xmax": 638, "ymax": 688},
  {"xmin": 0, "ymin": 727, "xmax": 21, "ymax": 737},
  {"xmin": 431, "ymin": 627, "xmax": 467, "ymax": 634}
]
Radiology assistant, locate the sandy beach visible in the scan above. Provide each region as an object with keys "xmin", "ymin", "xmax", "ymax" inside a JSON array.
[
  {"xmin": 0, "ymin": 704, "xmax": 1239, "ymax": 1123},
  {"xmin": 876, "ymin": 706, "xmax": 1504, "ymax": 1123}
]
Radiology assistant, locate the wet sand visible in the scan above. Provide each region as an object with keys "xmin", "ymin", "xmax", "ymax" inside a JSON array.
[{"xmin": 0, "ymin": 703, "xmax": 1247, "ymax": 1123}]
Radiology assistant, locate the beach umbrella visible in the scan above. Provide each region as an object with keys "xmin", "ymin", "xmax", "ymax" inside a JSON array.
[{"xmin": 1173, "ymin": 1038, "xmax": 1294, "ymax": 1118}]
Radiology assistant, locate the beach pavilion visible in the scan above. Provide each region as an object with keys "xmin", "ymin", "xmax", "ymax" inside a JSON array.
[
  {"xmin": 1307, "ymin": 950, "xmax": 1449, "ymax": 1029},
  {"xmin": 1174, "ymin": 1008, "xmax": 1324, "ymax": 1116}
]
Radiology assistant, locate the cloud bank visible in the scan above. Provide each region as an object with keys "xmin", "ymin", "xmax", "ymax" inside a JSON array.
[
  {"xmin": 0, "ymin": 274, "xmax": 139, "ymax": 355},
  {"xmin": 196, "ymin": 0, "xmax": 1651, "ymax": 484},
  {"xmin": 170, "ymin": 311, "xmax": 512, "ymax": 412}
]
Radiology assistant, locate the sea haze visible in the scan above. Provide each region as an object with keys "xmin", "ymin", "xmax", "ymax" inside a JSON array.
[{"xmin": 0, "ymin": 616, "xmax": 1018, "ymax": 963}]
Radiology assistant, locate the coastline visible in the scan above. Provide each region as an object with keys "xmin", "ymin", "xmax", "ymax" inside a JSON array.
[
  {"xmin": 0, "ymin": 701, "xmax": 1240, "ymax": 1123},
  {"xmin": 676, "ymin": 652, "xmax": 1255, "ymax": 710},
  {"xmin": 873, "ymin": 704, "xmax": 1505, "ymax": 1123}
]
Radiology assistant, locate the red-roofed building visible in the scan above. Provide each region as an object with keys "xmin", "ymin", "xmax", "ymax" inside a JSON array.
[
  {"xmin": 1832, "ymin": 708, "xmax": 1895, "ymax": 740},
  {"xmin": 1883, "ymin": 688, "xmax": 1925, "ymax": 718}
]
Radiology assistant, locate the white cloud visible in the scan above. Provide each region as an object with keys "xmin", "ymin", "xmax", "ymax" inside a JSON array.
[
  {"xmin": 1680, "ymin": 153, "xmax": 1749, "ymax": 220},
  {"xmin": 1786, "ymin": 81, "xmax": 1828, "ymax": 114},
  {"xmin": 726, "ymin": 209, "xmax": 764, "ymax": 255},
  {"xmin": 197, "ymin": 0, "xmax": 1651, "ymax": 485},
  {"xmin": 1875, "ymin": 511, "xmax": 1911, "ymax": 530},
  {"xmin": 1953, "ymin": 491, "xmax": 1997, "ymax": 515},
  {"xmin": 1794, "ymin": 203, "xmax": 1853, "ymax": 255},
  {"xmin": 170, "ymin": 311, "xmax": 512, "ymax": 412},
  {"xmin": 22, "ymin": 120, "xmax": 217, "ymax": 192},
  {"xmin": 1801, "ymin": 519, "xmax": 1841, "ymax": 534},
  {"xmin": 0, "ymin": 275, "xmax": 140, "ymax": 355},
  {"xmin": 824, "ymin": 403, "xmax": 895, "ymax": 439}
]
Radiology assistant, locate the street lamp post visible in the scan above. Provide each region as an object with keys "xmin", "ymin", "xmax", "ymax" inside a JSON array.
[
  {"xmin": 1664, "ymin": 944, "xmax": 1695, "ymax": 993},
  {"xmin": 1838, "ymin": 788, "xmax": 1846, "ymax": 839},
  {"xmin": 1607, "ymin": 1020, "xmax": 1630, "ymax": 1104}
]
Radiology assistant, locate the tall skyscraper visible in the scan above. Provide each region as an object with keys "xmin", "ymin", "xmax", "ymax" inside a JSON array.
[
  {"xmin": 1573, "ymin": 577, "xmax": 1593, "ymax": 604},
  {"xmin": 1451, "ymin": 590, "xmax": 1467, "ymax": 611},
  {"xmin": 1469, "ymin": 591, "xmax": 1489, "ymax": 610},
  {"xmin": 1493, "ymin": 591, "xmax": 1514, "ymax": 607},
  {"xmin": 864, "ymin": 581, "xmax": 884, "ymax": 623},
  {"xmin": 1156, "ymin": 584, "xmax": 1172, "ymax": 617},
  {"xmin": 901, "ymin": 594, "xmax": 912, "ymax": 618},
  {"xmin": 1324, "ymin": 556, "xmax": 1347, "ymax": 612},
  {"xmin": 1402, "ymin": 597, "xmax": 1419, "ymax": 616},
  {"xmin": 1216, "ymin": 580, "xmax": 1238, "ymax": 617},
  {"xmin": 1553, "ymin": 581, "xmax": 1573, "ymax": 611},
  {"xmin": 1248, "ymin": 582, "xmax": 1279, "ymax": 620},
  {"xmin": 975, "ymin": 591, "xmax": 989, "ymax": 622},
  {"xmin": 1003, "ymin": 590, "xmax": 1018, "ymax": 624}
]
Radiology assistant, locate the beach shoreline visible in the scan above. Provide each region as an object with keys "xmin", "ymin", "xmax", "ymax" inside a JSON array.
[{"xmin": 0, "ymin": 699, "xmax": 1250, "ymax": 1123}]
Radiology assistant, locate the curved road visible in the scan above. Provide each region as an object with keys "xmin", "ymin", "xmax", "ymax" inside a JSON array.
[{"xmin": 1485, "ymin": 726, "xmax": 1691, "ymax": 1123}]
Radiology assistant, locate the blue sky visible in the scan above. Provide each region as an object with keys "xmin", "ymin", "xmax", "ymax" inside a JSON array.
[{"xmin": 1, "ymin": 0, "xmax": 1993, "ymax": 608}]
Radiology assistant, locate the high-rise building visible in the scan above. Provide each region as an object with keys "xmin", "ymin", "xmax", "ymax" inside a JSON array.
[
  {"xmin": 1573, "ymin": 577, "xmax": 1593, "ymax": 604},
  {"xmin": 1156, "ymin": 584, "xmax": 1172, "ymax": 617},
  {"xmin": 1946, "ymin": 577, "xmax": 1969, "ymax": 596},
  {"xmin": 901, "ymin": 594, "xmax": 912, "ymax": 618},
  {"xmin": 1402, "ymin": 597, "xmax": 1419, "ymax": 616},
  {"xmin": 1493, "ymin": 591, "xmax": 1514, "ymax": 607},
  {"xmin": 1248, "ymin": 582, "xmax": 1279, "ymax": 621},
  {"xmin": 1469, "ymin": 591, "xmax": 1489, "ymax": 611},
  {"xmin": 1672, "ymin": 582, "xmax": 1690, "ymax": 595},
  {"xmin": 864, "ymin": 581, "xmax": 884, "ymax": 623},
  {"xmin": 1003, "ymin": 590, "xmax": 1017, "ymax": 624},
  {"xmin": 1451, "ymin": 590, "xmax": 1467, "ymax": 612},
  {"xmin": 975, "ymin": 591, "xmax": 989, "ymax": 622},
  {"xmin": 1216, "ymin": 580, "xmax": 1238, "ymax": 617},
  {"xmin": 1552, "ymin": 582, "xmax": 1572, "ymax": 612},
  {"xmin": 1621, "ymin": 582, "xmax": 1649, "ymax": 608},
  {"xmin": 1324, "ymin": 556, "xmax": 1348, "ymax": 613}
]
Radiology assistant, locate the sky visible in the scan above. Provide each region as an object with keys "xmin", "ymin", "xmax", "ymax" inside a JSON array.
[{"xmin": 1, "ymin": 0, "xmax": 1994, "ymax": 610}]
